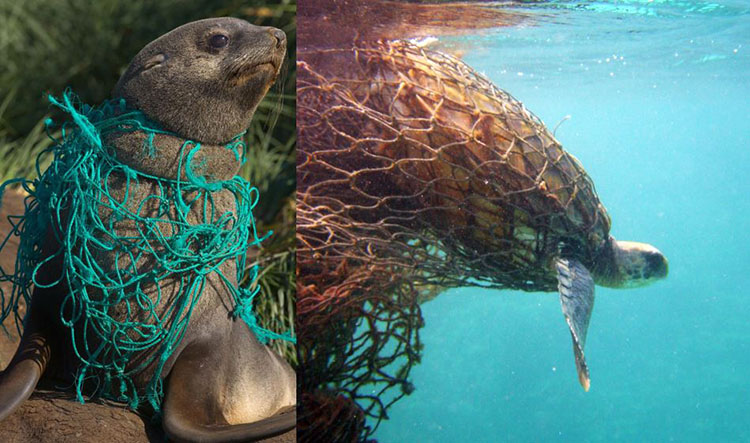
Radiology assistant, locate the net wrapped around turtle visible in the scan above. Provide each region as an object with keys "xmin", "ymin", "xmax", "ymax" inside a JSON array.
[{"xmin": 297, "ymin": 41, "xmax": 611, "ymax": 441}]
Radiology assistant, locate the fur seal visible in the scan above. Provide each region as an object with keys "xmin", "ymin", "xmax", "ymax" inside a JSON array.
[{"xmin": 0, "ymin": 17, "xmax": 295, "ymax": 442}]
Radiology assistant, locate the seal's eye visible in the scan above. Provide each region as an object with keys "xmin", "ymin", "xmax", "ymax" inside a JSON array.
[{"xmin": 209, "ymin": 34, "xmax": 229, "ymax": 49}]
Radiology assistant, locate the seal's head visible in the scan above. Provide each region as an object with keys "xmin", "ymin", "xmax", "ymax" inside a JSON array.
[
  {"xmin": 593, "ymin": 237, "xmax": 669, "ymax": 288},
  {"xmin": 114, "ymin": 17, "xmax": 286, "ymax": 144}
]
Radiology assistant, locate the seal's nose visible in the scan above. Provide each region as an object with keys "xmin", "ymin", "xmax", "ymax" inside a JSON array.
[{"xmin": 269, "ymin": 28, "xmax": 286, "ymax": 49}]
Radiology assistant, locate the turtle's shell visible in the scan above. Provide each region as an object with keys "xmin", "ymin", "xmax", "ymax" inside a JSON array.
[{"xmin": 298, "ymin": 40, "xmax": 610, "ymax": 292}]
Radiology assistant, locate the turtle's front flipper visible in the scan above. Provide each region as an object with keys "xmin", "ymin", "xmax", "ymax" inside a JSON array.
[{"xmin": 555, "ymin": 258, "xmax": 595, "ymax": 392}]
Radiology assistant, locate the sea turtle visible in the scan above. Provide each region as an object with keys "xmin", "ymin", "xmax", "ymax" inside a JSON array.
[{"xmin": 297, "ymin": 38, "xmax": 667, "ymax": 438}]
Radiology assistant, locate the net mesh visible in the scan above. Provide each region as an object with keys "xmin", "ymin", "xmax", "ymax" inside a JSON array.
[
  {"xmin": 297, "ymin": 41, "xmax": 611, "ymax": 440},
  {"xmin": 0, "ymin": 90, "xmax": 294, "ymax": 412}
]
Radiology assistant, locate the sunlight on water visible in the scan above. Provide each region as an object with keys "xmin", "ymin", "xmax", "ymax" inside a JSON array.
[{"xmin": 375, "ymin": 1, "xmax": 750, "ymax": 441}]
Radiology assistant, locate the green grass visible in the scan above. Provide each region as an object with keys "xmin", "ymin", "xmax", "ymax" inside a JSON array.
[{"xmin": 0, "ymin": 0, "xmax": 296, "ymax": 363}]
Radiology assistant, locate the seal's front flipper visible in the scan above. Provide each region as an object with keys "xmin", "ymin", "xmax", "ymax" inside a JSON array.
[
  {"xmin": 555, "ymin": 258, "xmax": 595, "ymax": 392},
  {"xmin": 0, "ymin": 304, "xmax": 51, "ymax": 421},
  {"xmin": 162, "ymin": 341, "xmax": 295, "ymax": 443}
]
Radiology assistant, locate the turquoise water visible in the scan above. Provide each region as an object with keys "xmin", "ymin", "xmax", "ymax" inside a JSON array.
[{"xmin": 376, "ymin": 1, "xmax": 750, "ymax": 441}]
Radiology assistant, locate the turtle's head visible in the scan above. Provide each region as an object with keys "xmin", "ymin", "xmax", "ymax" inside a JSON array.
[{"xmin": 594, "ymin": 237, "xmax": 668, "ymax": 288}]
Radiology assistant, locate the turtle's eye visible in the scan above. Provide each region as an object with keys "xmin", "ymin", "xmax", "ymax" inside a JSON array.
[{"xmin": 209, "ymin": 34, "xmax": 229, "ymax": 49}]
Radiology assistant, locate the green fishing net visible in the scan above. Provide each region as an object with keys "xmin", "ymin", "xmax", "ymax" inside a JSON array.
[{"xmin": 0, "ymin": 90, "xmax": 294, "ymax": 412}]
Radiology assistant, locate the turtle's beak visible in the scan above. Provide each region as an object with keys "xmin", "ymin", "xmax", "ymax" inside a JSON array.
[{"xmin": 646, "ymin": 249, "xmax": 668, "ymax": 280}]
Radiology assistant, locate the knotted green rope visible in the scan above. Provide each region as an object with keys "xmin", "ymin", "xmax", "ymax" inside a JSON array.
[{"xmin": 0, "ymin": 90, "xmax": 294, "ymax": 412}]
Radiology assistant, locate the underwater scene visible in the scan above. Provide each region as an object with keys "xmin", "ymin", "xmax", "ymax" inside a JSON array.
[{"xmin": 372, "ymin": 1, "xmax": 750, "ymax": 442}]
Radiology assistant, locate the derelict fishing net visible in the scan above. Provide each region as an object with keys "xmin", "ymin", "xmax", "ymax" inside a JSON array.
[
  {"xmin": 297, "ymin": 41, "xmax": 611, "ymax": 441},
  {"xmin": 0, "ymin": 90, "xmax": 294, "ymax": 412}
]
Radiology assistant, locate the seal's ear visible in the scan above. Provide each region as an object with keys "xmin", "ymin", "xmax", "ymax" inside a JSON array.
[{"xmin": 141, "ymin": 53, "xmax": 167, "ymax": 74}]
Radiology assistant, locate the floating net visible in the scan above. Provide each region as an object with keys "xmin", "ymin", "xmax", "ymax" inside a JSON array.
[
  {"xmin": 0, "ymin": 90, "xmax": 294, "ymax": 412},
  {"xmin": 298, "ymin": 390, "xmax": 370, "ymax": 443},
  {"xmin": 297, "ymin": 41, "xmax": 611, "ymax": 441}
]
